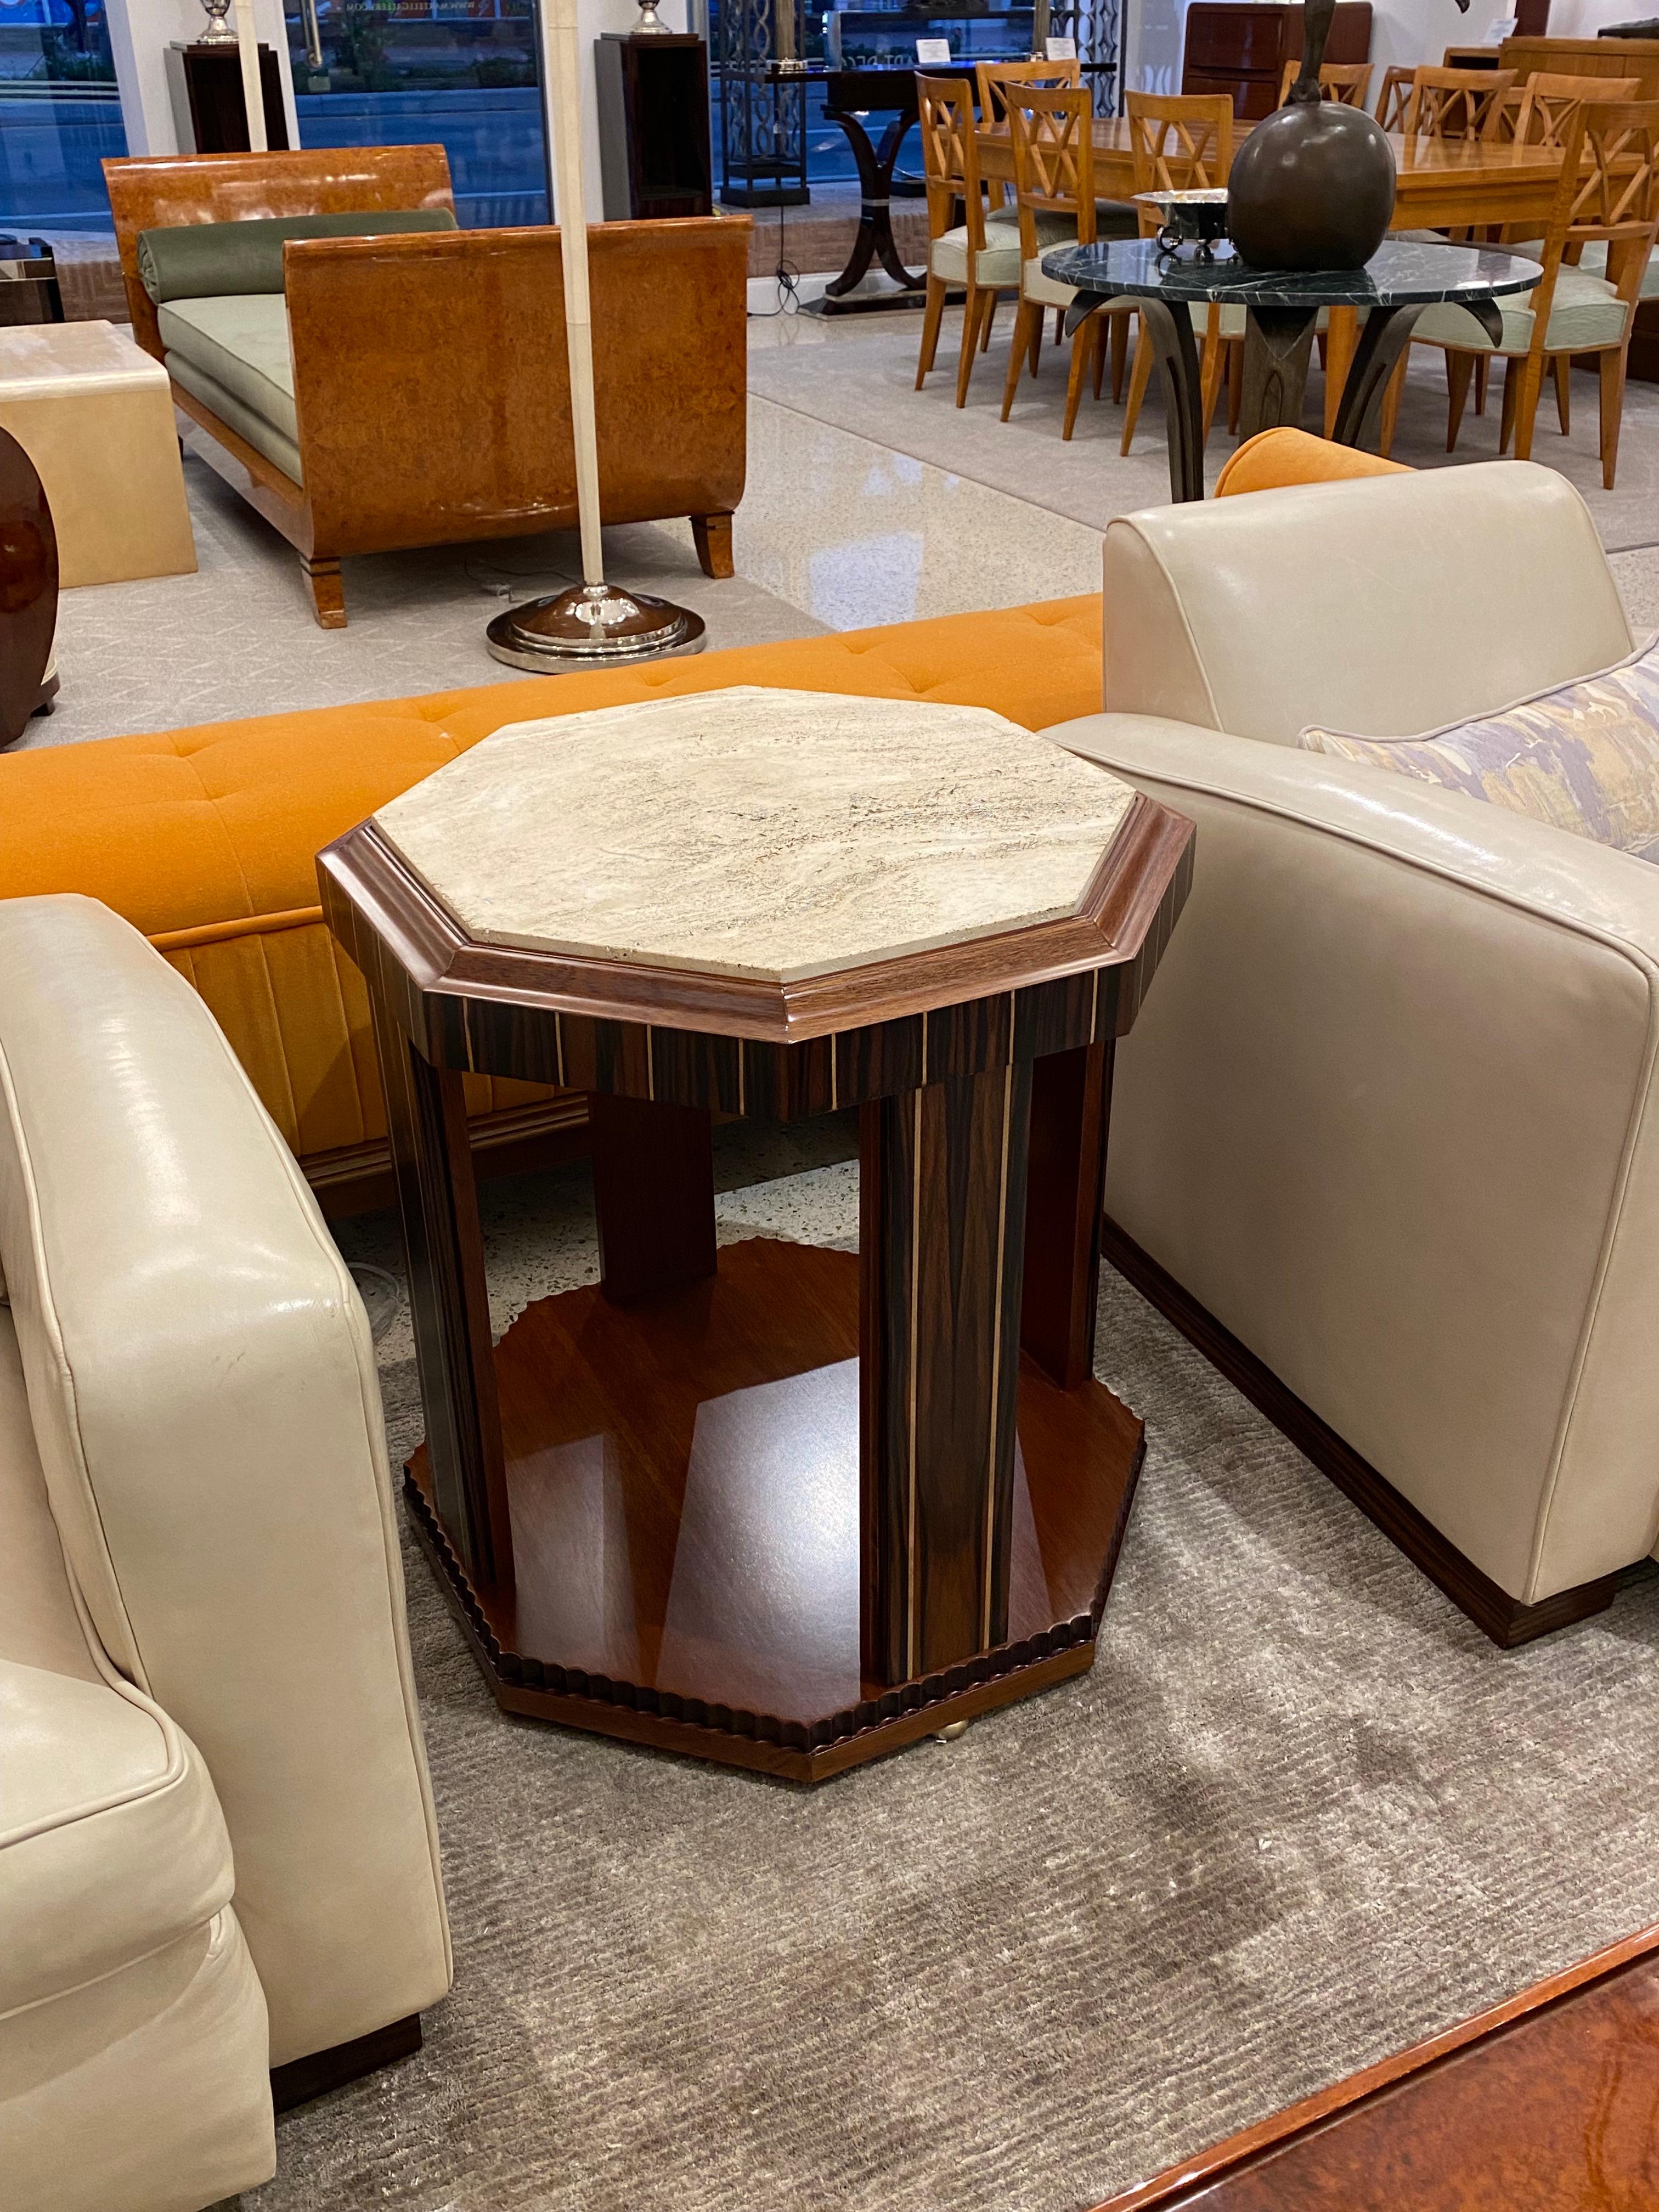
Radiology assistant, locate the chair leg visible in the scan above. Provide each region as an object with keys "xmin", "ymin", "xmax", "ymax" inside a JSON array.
[
  {"xmin": 1110, "ymin": 309, "xmax": 1129, "ymax": 403},
  {"xmin": 1444, "ymin": 350, "xmax": 1475, "ymax": 451},
  {"xmin": 1028, "ymin": 307, "xmax": 1043, "ymax": 377},
  {"xmin": 916, "ymin": 273, "xmax": 946, "ymax": 388},
  {"xmin": 1378, "ymin": 351, "xmax": 1407, "ymax": 459},
  {"xmin": 1200, "ymin": 330, "xmax": 1226, "ymax": 447},
  {"xmin": 691, "ymin": 512, "xmax": 734, "ymax": 579},
  {"xmin": 1226, "ymin": 337, "xmax": 1244, "ymax": 435},
  {"xmin": 980, "ymin": 294, "xmax": 998, "ymax": 351},
  {"xmin": 1511, "ymin": 351, "xmax": 1546, "ymax": 461},
  {"xmin": 1600, "ymin": 345, "xmax": 1628, "ymax": 490},
  {"xmin": 1121, "ymin": 316, "xmax": 1154, "ymax": 454},
  {"xmin": 955, "ymin": 284, "xmax": 983, "ymax": 408},
  {"xmin": 1054, "ymin": 307, "xmax": 1065, "ymax": 347},
  {"xmin": 1553, "ymin": 352, "xmax": 1571, "ymax": 436},
  {"xmin": 1474, "ymin": 353, "xmax": 1489, "ymax": 416},
  {"xmin": 1001, "ymin": 300, "xmax": 1038, "ymax": 420},
  {"xmin": 1499, "ymin": 356, "xmax": 1520, "ymax": 453},
  {"xmin": 1063, "ymin": 312, "xmax": 1097, "ymax": 441},
  {"xmin": 301, "ymin": 554, "xmax": 345, "ymax": 629}
]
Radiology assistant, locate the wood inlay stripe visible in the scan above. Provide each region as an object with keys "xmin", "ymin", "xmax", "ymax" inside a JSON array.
[
  {"xmin": 907, "ymin": 1083, "xmax": 923, "ymax": 1681},
  {"xmin": 983, "ymin": 1058, "xmax": 1015, "ymax": 1651}
]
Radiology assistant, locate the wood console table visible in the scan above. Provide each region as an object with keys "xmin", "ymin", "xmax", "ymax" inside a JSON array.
[{"xmin": 320, "ymin": 690, "xmax": 1193, "ymax": 1781}]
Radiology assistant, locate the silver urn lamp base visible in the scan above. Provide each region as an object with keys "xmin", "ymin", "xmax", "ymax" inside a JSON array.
[
  {"xmin": 485, "ymin": 580, "xmax": 706, "ymax": 672},
  {"xmin": 198, "ymin": 0, "xmax": 238, "ymax": 41}
]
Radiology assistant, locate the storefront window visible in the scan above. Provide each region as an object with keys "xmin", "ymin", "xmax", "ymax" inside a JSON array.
[{"xmin": 0, "ymin": 0, "xmax": 127, "ymax": 231}]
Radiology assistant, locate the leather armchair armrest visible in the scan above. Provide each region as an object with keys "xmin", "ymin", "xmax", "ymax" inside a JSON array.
[
  {"xmin": 0, "ymin": 895, "xmax": 450, "ymax": 2066},
  {"xmin": 1047, "ymin": 710, "xmax": 1659, "ymax": 1605}
]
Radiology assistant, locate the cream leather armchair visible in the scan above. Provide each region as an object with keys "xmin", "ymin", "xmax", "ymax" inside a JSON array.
[
  {"xmin": 1047, "ymin": 461, "xmax": 1659, "ymax": 1645},
  {"xmin": 0, "ymin": 896, "xmax": 450, "ymax": 2212}
]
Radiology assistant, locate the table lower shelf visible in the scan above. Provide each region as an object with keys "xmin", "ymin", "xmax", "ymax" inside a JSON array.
[{"xmin": 408, "ymin": 1235, "xmax": 1144, "ymax": 1781}]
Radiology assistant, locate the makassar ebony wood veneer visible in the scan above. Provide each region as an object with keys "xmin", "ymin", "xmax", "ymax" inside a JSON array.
[{"xmin": 321, "ymin": 791, "xmax": 1194, "ymax": 1780}]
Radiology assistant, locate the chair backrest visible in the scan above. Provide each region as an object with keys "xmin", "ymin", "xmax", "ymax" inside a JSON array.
[
  {"xmin": 1099, "ymin": 461, "xmax": 1630, "ymax": 742},
  {"xmin": 1006, "ymin": 82, "xmax": 1098, "ymax": 257},
  {"xmin": 917, "ymin": 73, "xmax": 988, "ymax": 249},
  {"xmin": 1278, "ymin": 59, "xmax": 1373, "ymax": 107},
  {"xmin": 1374, "ymin": 63, "xmax": 1415, "ymax": 128},
  {"xmin": 1507, "ymin": 69, "xmax": 1639, "ymax": 146},
  {"xmin": 975, "ymin": 54, "xmax": 1081, "ymax": 127},
  {"xmin": 1125, "ymin": 89, "xmax": 1234, "ymax": 221},
  {"xmin": 1532, "ymin": 94, "xmax": 1659, "ymax": 316},
  {"xmin": 1402, "ymin": 64, "xmax": 1519, "ymax": 140}
]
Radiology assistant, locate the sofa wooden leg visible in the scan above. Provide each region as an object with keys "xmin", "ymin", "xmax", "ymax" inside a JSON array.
[
  {"xmin": 270, "ymin": 2013, "xmax": 422, "ymax": 2113},
  {"xmin": 301, "ymin": 554, "xmax": 346, "ymax": 630},
  {"xmin": 691, "ymin": 512, "xmax": 734, "ymax": 580}
]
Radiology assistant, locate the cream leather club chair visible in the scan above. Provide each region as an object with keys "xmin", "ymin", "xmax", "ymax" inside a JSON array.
[
  {"xmin": 0, "ymin": 897, "xmax": 450, "ymax": 2212},
  {"xmin": 1047, "ymin": 458, "xmax": 1659, "ymax": 1648}
]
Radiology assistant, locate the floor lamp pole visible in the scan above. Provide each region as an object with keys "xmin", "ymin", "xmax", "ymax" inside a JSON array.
[
  {"xmin": 232, "ymin": 0, "xmax": 267, "ymax": 154},
  {"xmin": 485, "ymin": 0, "xmax": 706, "ymax": 669}
]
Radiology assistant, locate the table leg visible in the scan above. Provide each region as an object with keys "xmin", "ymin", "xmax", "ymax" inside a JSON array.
[
  {"xmin": 1238, "ymin": 307, "xmax": 1319, "ymax": 443},
  {"xmin": 589, "ymin": 1091, "xmax": 716, "ymax": 1306},
  {"xmin": 823, "ymin": 109, "xmax": 925, "ymax": 299},
  {"xmin": 1020, "ymin": 1041, "xmax": 1114, "ymax": 1393},
  {"xmin": 1136, "ymin": 297, "xmax": 1206, "ymax": 503},
  {"xmin": 1323, "ymin": 306, "xmax": 1358, "ymax": 438},
  {"xmin": 370, "ymin": 992, "xmax": 513, "ymax": 1593},
  {"xmin": 1331, "ymin": 297, "xmax": 1502, "ymax": 451},
  {"xmin": 860, "ymin": 1064, "xmax": 1033, "ymax": 1684}
]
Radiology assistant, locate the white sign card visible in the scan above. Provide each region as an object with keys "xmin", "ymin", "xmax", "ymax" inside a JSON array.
[
  {"xmin": 1045, "ymin": 36, "xmax": 1078, "ymax": 58},
  {"xmin": 916, "ymin": 37, "xmax": 952, "ymax": 62}
]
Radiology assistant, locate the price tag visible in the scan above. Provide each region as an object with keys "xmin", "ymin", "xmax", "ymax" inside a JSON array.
[
  {"xmin": 1045, "ymin": 35, "xmax": 1077, "ymax": 58},
  {"xmin": 916, "ymin": 36, "xmax": 952, "ymax": 62}
]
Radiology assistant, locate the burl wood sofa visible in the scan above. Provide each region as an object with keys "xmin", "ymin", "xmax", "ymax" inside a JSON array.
[{"xmin": 102, "ymin": 147, "xmax": 748, "ymax": 628}]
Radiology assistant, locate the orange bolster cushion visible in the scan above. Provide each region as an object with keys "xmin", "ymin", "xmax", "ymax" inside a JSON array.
[{"xmin": 1215, "ymin": 426, "xmax": 1412, "ymax": 500}]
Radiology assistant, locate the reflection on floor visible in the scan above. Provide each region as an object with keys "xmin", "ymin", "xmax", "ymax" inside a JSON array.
[{"xmin": 35, "ymin": 284, "xmax": 1659, "ymax": 752}]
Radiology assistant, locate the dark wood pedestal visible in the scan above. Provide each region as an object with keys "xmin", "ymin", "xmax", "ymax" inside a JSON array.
[{"xmin": 320, "ymin": 791, "xmax": 1193, "ymax": 1782}]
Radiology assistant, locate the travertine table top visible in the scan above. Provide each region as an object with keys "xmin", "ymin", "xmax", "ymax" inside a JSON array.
[
  {"xmin": 0, "ymin": 319, "xmax": 168, "ymax": 399},
  {"xmin": 374, "ymin": 687, "xmax": 1137, "ymax": 983}
]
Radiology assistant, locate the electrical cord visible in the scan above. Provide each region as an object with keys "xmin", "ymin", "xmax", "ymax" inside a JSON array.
[{"xmin": 748, "ymin": 202, "xmax": 803, "ymax": 318}]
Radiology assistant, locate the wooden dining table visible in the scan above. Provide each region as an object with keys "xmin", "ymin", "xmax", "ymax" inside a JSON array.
[{"xmin": 976, "ymin": 119, "xmax": 1570, "ymax": 437}]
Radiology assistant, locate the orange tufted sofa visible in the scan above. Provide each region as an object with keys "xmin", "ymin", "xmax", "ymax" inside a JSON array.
[{"xmin": 0, "ymin": 430, "xmax": 1401, "ymax": 1210}]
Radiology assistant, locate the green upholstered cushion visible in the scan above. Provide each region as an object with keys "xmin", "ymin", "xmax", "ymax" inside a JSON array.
[
  {"xmin": 167, "ymin": 353, "xmax": 304, "ymax": 486},
  {"xmin": 137, "ymin": 208, "xmax": 457, "ymax": 303},
  {"xmin": 159, "ymin": 295, "xmax": 296, "ymax": 440},
  {"xmin": 1412, "ymin": 261, "xmax": 1629, "ymax": 355}
]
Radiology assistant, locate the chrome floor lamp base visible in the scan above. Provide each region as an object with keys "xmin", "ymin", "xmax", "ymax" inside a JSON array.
[{"xmin": 485, "ymin": 580, "xmax": 706, "ymax": 673}]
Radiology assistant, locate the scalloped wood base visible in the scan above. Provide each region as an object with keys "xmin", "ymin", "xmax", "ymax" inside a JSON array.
[{"xmin": 407, "ymin": 1237, "xmax": 1144, "ymax": 1782}]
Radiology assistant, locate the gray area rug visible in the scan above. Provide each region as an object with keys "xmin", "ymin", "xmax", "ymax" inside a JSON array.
[
  {"xmin": 749, "ymin": 302, "xmax": 1659, "ymax": 552},
  {"xmin": 225, "ymin": 1126, "xmax": 1659, "ymax": 2212}
]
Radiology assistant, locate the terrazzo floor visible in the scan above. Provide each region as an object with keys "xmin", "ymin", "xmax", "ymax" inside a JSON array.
[{"xmin": 36, "ymin": 278, "xmax": 1659, "ymax": 754}]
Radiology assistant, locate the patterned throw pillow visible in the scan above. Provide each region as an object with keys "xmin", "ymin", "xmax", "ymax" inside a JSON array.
[{"xmin": 1297, "ymin": 634, "xmax": 1659, "ymax": 863}]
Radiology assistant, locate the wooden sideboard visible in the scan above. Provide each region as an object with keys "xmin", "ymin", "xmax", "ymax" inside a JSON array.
[
  {"xmin": 1182, "ymin": 2, "xmax": 1373, "ymax": 119},
  {"xmin": 1497, "ymin": 31, "xmax": 1659, "ymax": 93}
]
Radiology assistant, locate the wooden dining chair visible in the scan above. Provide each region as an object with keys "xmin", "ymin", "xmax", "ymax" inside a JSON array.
[
  {"xmin": 1120, "ymin": 92, "xmax": 1237, "ymax": 456},
  {"xmin": 1401, "ymin": 65, "xmax": 1519, "ymax": 141},
  {"xmin": 915, "ymin": 73, "xmax": 1023, "ymax": 407},
  {"xmin": 1374, "ymin": 64, "xmax": 1416, "ymax": 129},
  {"xmin": 976, "ymin": 58, "xmax": 1081, "ymax": 217},
  {"xmin": 999, "ymin": 83, "xmax": 1135, "ymax": 438},
  {"xmin": 1277, "ymin": 60, "xmax": 1373, "ymax": 108},
  {"xmin": 1437, "ymin": 73, "xmax": 1641, "ymax": 433},
  {"xmin": 1410, "ymin": 95, "xmax": 1659, "ymax": 488}
]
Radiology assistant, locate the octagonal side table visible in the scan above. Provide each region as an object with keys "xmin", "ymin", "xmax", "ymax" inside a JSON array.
[{"xmin": 319, "ymin": 692, "xmax": 1195, "ymax": 1782}]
